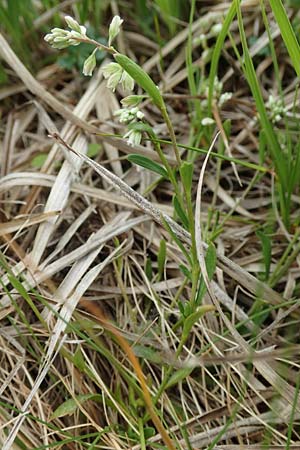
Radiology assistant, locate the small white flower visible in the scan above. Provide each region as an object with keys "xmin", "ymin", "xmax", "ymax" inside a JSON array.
[
  {"xmin": 83, "ymin": 49, "xmax": 97, "ymax": 76},
  {"xmin": 136, "ymin": 110, "xmax": 144, "ymax": 120},
  {"xmin": 201, "ymin": 117, "xmax": 215, "ymax": 126},
  {"xmin": 120, "ymin": 71, "xmax": 135, "ymax": 91},
  {"xmin": 219, "ymin": 92, "xmax": 232, "ymax": 106},
  {"xmin": 102, "ymin": 62, "xmax": 123, "ymax": 91},
  {"xmin": 65, "ymin": 16, "xmax": 82, "ymax": 33},
  {"xmin": 199, "ymin": 34, "xmax": 206, "ymax": 45},
  {"xmin": 123, "ymin": 129, "xmax": 142, "ymax": 146},
  {"xmin": 211, "ymin": 23, "xmax": 222, "ymax": 35},
  {"xmin": 114, "ymin": 107, "xmax": 144, "ymax": 124},
  {"xmin": 108, "ymin": 15, "xmax": 123, "ymax": 46}
]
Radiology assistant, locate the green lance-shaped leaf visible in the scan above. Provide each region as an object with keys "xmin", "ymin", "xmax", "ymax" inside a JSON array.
[
  {"xmin": 50, "ymin": 394, "xmax": 102, "ymax": 420},
  {"xmin": 114, "ymin": 53, "xmax": 164, "ymax": 109},
  {"xmin": 173, "ymin": 195, "xmax": 189, "ymax": 229},
  {"xmin": 182, "ymin": 305, "xmax": 215, "ymax": 343},
  {"xmin": 179, "ymin": 161, "xmax": 194, "ymax": 197},
  {"xmin": 127, "ymin": 154, "xmax": 168, "ymax": 178},
  {"xmin": 157, "ymin": 239, "xmax": 166, "ymax": 281}
]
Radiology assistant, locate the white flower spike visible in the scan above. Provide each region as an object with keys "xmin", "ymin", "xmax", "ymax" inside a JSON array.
[{"xmin": 108, "ymin": 15, "xmax": 123, "ymax": 46}]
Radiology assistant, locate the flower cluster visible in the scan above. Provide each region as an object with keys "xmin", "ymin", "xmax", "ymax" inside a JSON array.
[
  {"xmin": 44, "ymin": 16, "xmax": 87, "ymax": 49},
  {"xmin": 114, "ymin": 107, "xmax": 144, "ymax": 146},
  {"xmin": 114, "ymin": 106, "xmax": 144, "ymax": 124},
  {"xmin": 266, "ymin": 94, "xmax": 287, "ymax": 123},
  {"xmin": 199, "ymin": 77, "xmax": 232, "ymax": 127},
  {"xmin": 44, "ymin": 15, "xmax": 142, "ymax": 146}
]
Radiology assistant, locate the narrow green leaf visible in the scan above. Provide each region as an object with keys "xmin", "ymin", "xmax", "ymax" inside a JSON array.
[
  {"xmin": 72, "ymin": 347, "xmax": 86, "ymax": 372},
  {"xmin": 173, "ymin": 195, "xmax": 189, "ymax": 229},
  {"xmin": 161, "ymin": 215, "xmax": 191, "ymax": 264},
  {"xmin": 269, "ymin": 0, "xmax": 300, "ymax": 76},
  {"xmin": 145, "ymin": 257, "xmax": 153, "ymax": 280},
  {"xmin": 50, "ymin": 394, "xmax": 101, "ymax": 420},
  {"xmin": 127, "ymin": 154, "xmax": 168, "ymax": 177},
  {"xmin": 179, "ymin": 264, "xmax": 192, "ymax": 281},
  {"xmin": 157, "ymin": 239, "xmax": 166, "ymax": 280},
  {"xmin": 208, "ymin": 2, "xmax": 237, "ymax": 113},
  {"xmin": 236, "ymin": 0, "xmax": 288, "ymax": 192},
  {"xmin": 179, "ymin": 161, "xmax": 194, "ymax": 195},
  {"xmin": 256, "ymin": 230, "xmax": 272, "ymax": 280},
  {"xmin": 165, "ymin": 366, "xmax": 194, "ymax": 389},
  {"xmin": 182, "ymin": 305, "xmax": 215, "ymax": 342},
  {"xmin": 133, "ymin": 345, "xmax": 162, "ymax": 364},
  {"xmin": 114, "ymin": 53, "xmax": 164, "ymax": 108}
]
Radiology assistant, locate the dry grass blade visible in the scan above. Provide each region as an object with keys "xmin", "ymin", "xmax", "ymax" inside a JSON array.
[{"xmin": 0, "ymin": 211, "xmax": 60, "ymax": 236}]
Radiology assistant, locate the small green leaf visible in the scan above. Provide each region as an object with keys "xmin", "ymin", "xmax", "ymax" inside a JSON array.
[
  {"xmin": 165, "ymin": 367, "xmax": 194, "ymax": 389},
  {"xmin": 114, "ymin": 53, "xmax": 164, "ymax": 108},
  {"xmin": 256, "ymin": 230, "xmax": 272, "ymax": 280},
  {"xmin": 127, "ymin": 154, "xmax": 168, "ymax": 178},
  {"xmin": 145, "ymin": 257, "xmax": 153, "ymax": 280},
  {"xmin": 31, "ymin": 154, "xmax": 47, "ymax": 168},
  {"xmin": 157, "ymin": 239, "xmax": 166, "ymax": 280},
  {"xmin": 179, "ymin": 264, "xmax": 192, "ymax": 280},
  {"xmin": 134, "ymin": 345, "xmax": 161, "ymax": 364},
  {"xmin": 173, "ymin": 195, "xmax": 189, "ymax": 229},
  {"xmin": 72, "ymin": 347, "xmax": 86, "ymax": 372},
  {"xmin": 87, "ymin": 143, "xmax": 101, "ymax": 158},
  {"xmin": 50, "ymin": 394, "xmax": 101, "ymax": 420},
  {"xmin": 179, "ymin": 161, "xmax": 194, "ymax": 195},
  {"xmin": 161, "ymin": 215, "xmax": 191, "ymax": 264},
  {"xmin": 182, "ymin": 305, "xmax": 215, "ymax": 342},
  {"xmin": 144, "ymin": 427, "xmax": 156, "ymax": 439}
]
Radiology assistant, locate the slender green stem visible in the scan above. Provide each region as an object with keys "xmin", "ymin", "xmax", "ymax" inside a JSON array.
[
  {"xmin": 76, "ymin": 36, "xmax": 116, "ymax": 54},
  {"xmin": 160, "ymin": 105, "xmax": 182, "ymax": 167}
]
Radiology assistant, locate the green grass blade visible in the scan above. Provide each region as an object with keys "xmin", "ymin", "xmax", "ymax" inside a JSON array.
[
  {"xmin": 208, "ymin": 2, "xmax": 237, "ymax": 114},
  {"xmin": 236, "ymin": 0, "xmax": 288, "ymax": 193},
  {"xmin": 269, "ymin": 0, "xmax": 300, "ymax": 76}
]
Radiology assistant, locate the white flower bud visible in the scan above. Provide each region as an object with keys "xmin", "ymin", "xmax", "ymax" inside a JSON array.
[
  {"xmin": 83, "ymin": 49, "xmax": 97, "ymax": 76},
  {"xmin": 65, "ymin": 16, "xmax": 82, "ymax": 33},
  {"xmin": 211, "ymin": 23, "xmax": 222, "ymax": 35},
  {"xmin": 121, "ymin": 95, "xmax": 144, "ymax": 107},
  {"xmin": 219, "ymin": 92, "xmax": 232, "ymax": 106},
  {"xmin": 108, "ymin": 15, "xmax": 123, "ymax": 46},
  {"xmin": 201, "ymin": 117, "xmax": 215, "ymax": 126}
]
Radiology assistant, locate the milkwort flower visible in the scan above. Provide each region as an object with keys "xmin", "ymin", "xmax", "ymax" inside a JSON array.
[
  {"xmin": 108, "ymin": 15, "xmax": 123, "ymax": 46},
  {"xmin": 83, "ymin": 49, "xmax": 97, "ymax": 76},
  {"xmin": 123, "ymin": 129, "xmax": 143, "ymax": 147},
  {"xmin": 102, "ymin": 62, "xmax": 134, "ymax": 92}
]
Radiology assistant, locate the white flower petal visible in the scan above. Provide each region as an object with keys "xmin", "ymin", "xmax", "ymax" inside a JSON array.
[{"xmin": 108, "ymin": 15, "xmax": 123, "ymax": 46}]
